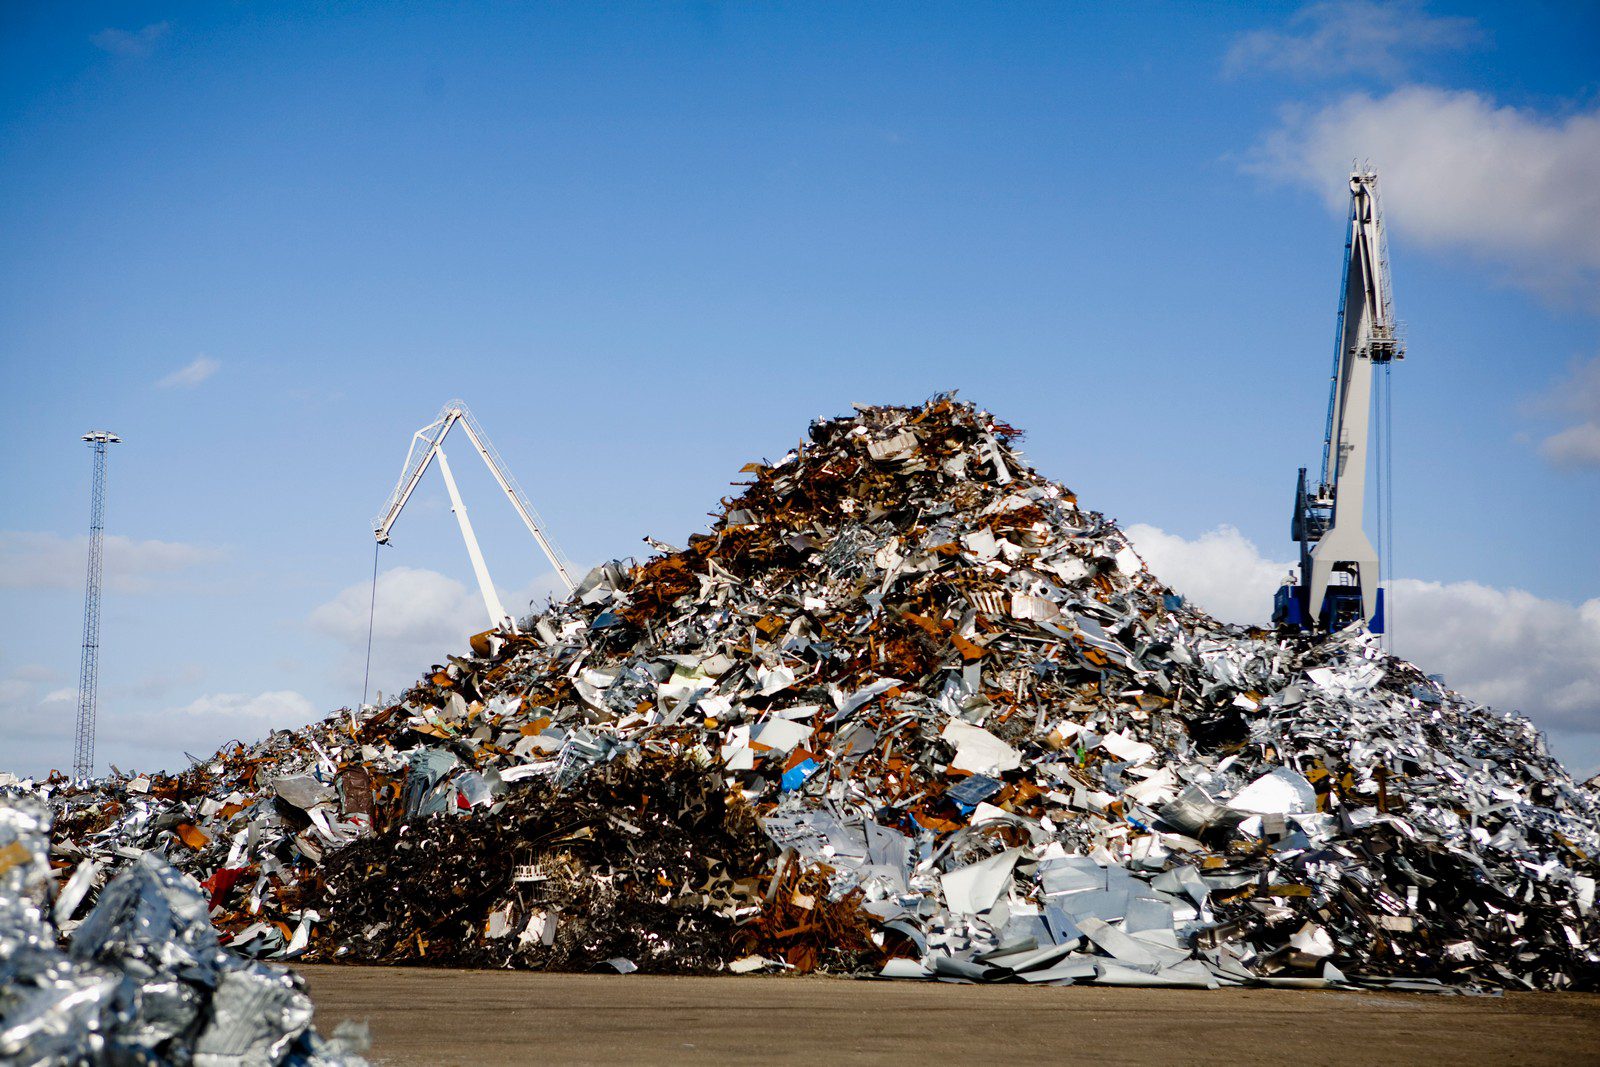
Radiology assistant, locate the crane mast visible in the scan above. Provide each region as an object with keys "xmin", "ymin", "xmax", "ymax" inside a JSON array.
[
  {"xmin": 373, "ymin": 401, "xmax": 577, "ymax": 632},
  {"xmin": 1275, "ymin": 170, "xmax": 1403, "ymax": 634}
]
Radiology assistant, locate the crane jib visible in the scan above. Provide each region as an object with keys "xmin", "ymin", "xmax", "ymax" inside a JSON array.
[{"xmin": 370, "ymin": 401, "xmax": 578, "ymax": 636}]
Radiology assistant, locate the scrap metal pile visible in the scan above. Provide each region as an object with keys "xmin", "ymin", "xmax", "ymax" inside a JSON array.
[
  {"xmin": 0, "ymin": 796, "xmax": 365, "ymax": 1064},
  {"xmin": 22, "ymin": 397, "xmax": 1600, "ymax": 992}
]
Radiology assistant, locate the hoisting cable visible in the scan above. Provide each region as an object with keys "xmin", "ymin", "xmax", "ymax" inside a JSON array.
[
  {"xmin": 1384, "ymin": 358, "xmax": 1395, "ymax": 645},
  {"xmin": 360, "ymin": 540, "xmax": 381, "ymax": 712},
  {"xmin": 1375, "ymin": 359, "xmax": 1386, "ymax": 649}
]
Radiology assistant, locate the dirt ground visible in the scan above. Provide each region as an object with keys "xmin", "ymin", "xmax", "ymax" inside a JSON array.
[{"xmin": 291, "ymin": 963, "xmax": 1600, "ymax": 1066}]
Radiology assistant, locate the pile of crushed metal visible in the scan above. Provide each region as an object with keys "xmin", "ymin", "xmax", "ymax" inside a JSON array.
[
  {"xmin": 0, "ymin": 796, "xmax": 366, "ymax": 1064},
  {"xmin": 20, "ymin": 396, "xmax": 1600, "ymax": 993}
]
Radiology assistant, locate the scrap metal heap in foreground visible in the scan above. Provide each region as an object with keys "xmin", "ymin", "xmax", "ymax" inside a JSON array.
[
  {"xmin": 14, "ymin": 397, "xmax": 1600, "ymax": 997},
  {"xmin": 0, "ymin": 797, "xmax": 366, "ymax": 1063}
]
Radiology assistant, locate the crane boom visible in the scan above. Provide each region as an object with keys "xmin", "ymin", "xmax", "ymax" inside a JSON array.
[
  {"xmin": 373, "ymin": 409, "xmax": 459, "ymax": 546},
  {"xmin": 451, "ymin": 405, "xmax": 578, "ymax": 591},
  {"xmin": 372, "ymin": 401, "xmax": 578, "ymax": 631},
  {"xmin": 1275, "ymin": 170, "xmax": 1403, "ymax": 634}
]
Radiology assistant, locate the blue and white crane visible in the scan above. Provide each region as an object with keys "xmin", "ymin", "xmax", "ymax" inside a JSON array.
[{"xmin": 1274, "ymin": 170, "xmax": 1403, "ymax": 634}]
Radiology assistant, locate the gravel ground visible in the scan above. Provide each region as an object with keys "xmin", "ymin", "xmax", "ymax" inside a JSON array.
[{"xmin": 292, "ymin": 964, "xmax": 1600, "ymax": 1066}]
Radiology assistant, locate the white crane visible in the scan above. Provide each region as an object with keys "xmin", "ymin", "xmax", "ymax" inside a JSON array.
[
  {"xmin": 1275, "ymin": 170, "xmax": 1403, "ymax": 633},
  {"xmin": 372, "ymin": 401, "xmax": 577, "ymax": 632}
]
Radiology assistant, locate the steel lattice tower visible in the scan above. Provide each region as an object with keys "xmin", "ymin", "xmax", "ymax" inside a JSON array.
[{"xmin": 74, "ymin": 430, "xmax": 120, "ymax": 780}]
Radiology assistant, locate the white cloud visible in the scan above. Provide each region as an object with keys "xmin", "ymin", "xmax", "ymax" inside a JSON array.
[
  {"xmin": 95, "ymin": 690, "xmax": 325, "ymax": 776},
  {"xmin": 1541, "ymin": 422, "xmax": 1600, "ymax": 468},
  {"xmin": 1225, "ymin": 1, "xmax": 1482, "ymax": 80},
  {"xmin": 1247, "ymin": 87, "xmax": 1600, "ymax": 302},
  {"xmin": 164, "ymin": 689, "xmax": 318, "ymax": 724},
  {"xmin": 1384, "ymin": 582, "xmax": 1600, "ymax": 733},
  {"xmin": 92, "ymin": 22, "xmax": 171, "ymax": 59},
  {"xmin": 157, "ymin": 355, "xmax": 220, "ymax": 389},
  {"xmin": 0, "ymin": 531, "xmax": 222, "ymax": 593},
  {"xmin": 8, "ymin": 664, "xmax": 60, "ymax": 684},
  {"xmin": 308, "ymin": 565, "xmax": 567, "ymax": 699},
  {"xmin": 1124, "ymin": 524, "xmax": 1600, "ymax": 773},
  {"xmin": 0, "ymin": 667, "xmax": 325, "ymax": 779},
  {"xmin": 0, "ymin": 669, "xmax": 72, "ymax": 777},
  {"xmin": 309, "ymin": 565, "xmax": 485, "ymax": 675},
  {"xmin": 1125, "ymin": 524, "xmax": 1293, "ymax": 625},
  {"xmin": 1531, "ymin": 355, "xmax": 1600, "ymax": 469}
]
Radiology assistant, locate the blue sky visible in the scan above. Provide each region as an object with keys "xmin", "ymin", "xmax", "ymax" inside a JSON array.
[{"xmin": 2, "ymin": 1, "xmax": 1597, "ymax": 778}]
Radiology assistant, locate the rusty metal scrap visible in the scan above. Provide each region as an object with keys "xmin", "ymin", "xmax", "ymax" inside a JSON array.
[{"xmin": 9, "ymin": 395, "xmax": 1597, "ymax": 991}]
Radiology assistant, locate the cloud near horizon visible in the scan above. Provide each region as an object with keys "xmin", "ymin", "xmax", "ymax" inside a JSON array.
[
  {"xmin": 94, "ymin": 690, "xmax": 325, "ymax": 773},
  {"xmin": 308, "ymin": 564, "xmax": 569, "ymax": 702},
  {"xmin": 0, "ymin": 564, "xmax": 571, "ymax": 779},
  {"xmin": 0, "ymin": 656, "xmax": 321, "ymax": 778},
  {"xmin": 0, "ymin": 531, "xmax": 222, "ymax": 593}
]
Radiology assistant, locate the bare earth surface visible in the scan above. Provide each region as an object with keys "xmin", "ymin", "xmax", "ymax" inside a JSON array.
[{"xmin": 291, "ymin": 963, "xmax": 1600, "ymax": 1066}]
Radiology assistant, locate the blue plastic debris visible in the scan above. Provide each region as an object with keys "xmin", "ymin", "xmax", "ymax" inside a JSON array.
[
  {"xmin": 946, "ymin": 773, "xmax": 1003, "ymax": 812},
  {"xmin": 781, "ymin": 758, "xmax": 819, "ymax": 791}
]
